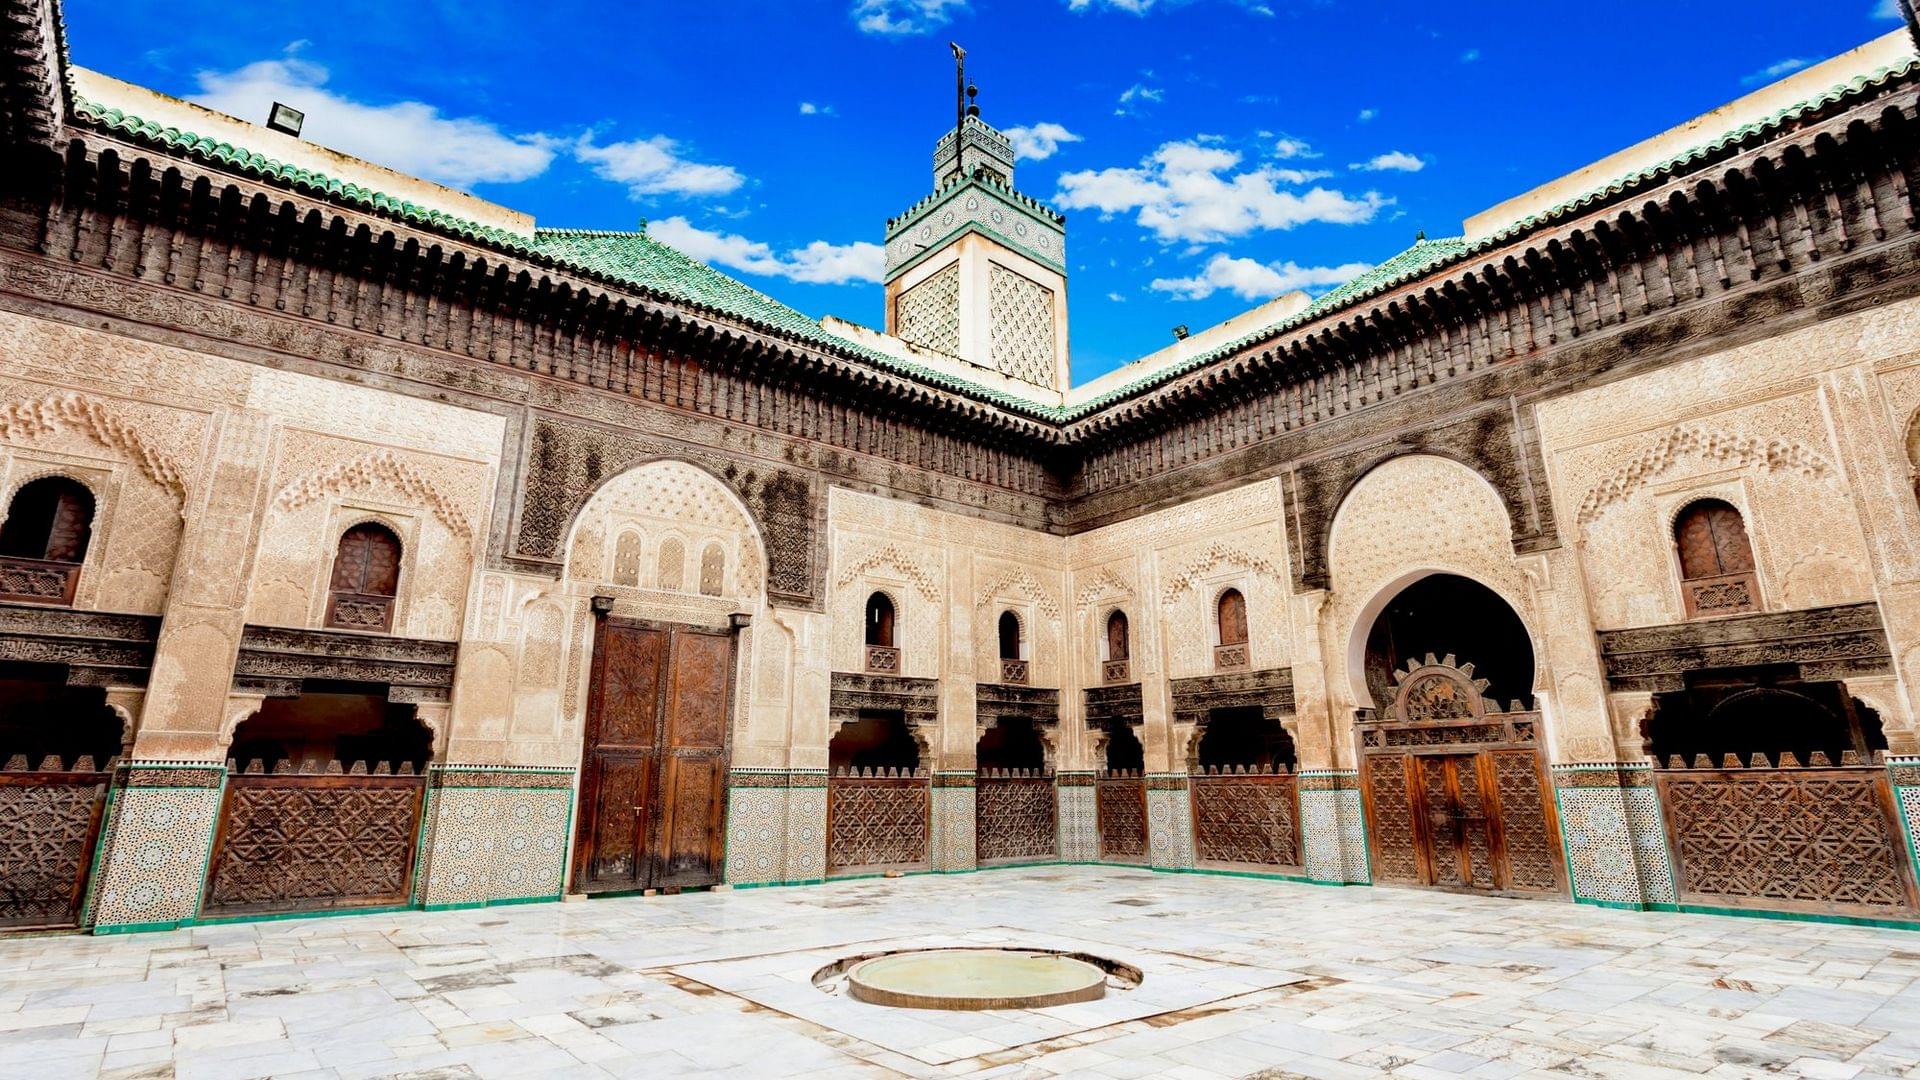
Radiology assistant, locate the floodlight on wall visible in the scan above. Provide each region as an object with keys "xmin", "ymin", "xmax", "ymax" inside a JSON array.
[{"xmin": 266, "ymin": 102, "xmax": 305, "ymax": 138}]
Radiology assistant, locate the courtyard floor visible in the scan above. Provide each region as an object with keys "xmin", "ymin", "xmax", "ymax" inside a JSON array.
[{"xmin": 1, "ymin": 867, "xmax": 1919, "ymax": 1079}]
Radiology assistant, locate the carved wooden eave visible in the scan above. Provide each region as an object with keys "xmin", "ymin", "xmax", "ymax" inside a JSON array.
[
  {"xmin": 231, "ymin": 625, "xmax": 458, "ymax": 703},
  {"xmin": 0, "ymin": 0, "xmax": 66, "ymax": 150},
  {"xmin": 1062, "ymin": 76, "xmax": 1920, "ymax": 446},
  {"xmin": 1169, "ymin": 667, "xmax": 1296, "ymax": 728},
  {"xmin": 1595, "ymin": 601, "xmax": 1896, "ymax": 694},
  {"xmin": 0, "ymin": 600, "xmax": 158, "ymax": 687}
]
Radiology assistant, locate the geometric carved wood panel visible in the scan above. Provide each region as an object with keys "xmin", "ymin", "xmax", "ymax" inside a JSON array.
[
  {"xmin": 1096, "ymin": 774, "xmax": 1147, "ymax": 862},
  {"xmin": 976, "ymin": 773, "xmax": 1055, "ymax": 863},
  {"xmin": 1191, "ymin": 771, "xmax": 1301, "ymax": 868},
  {"xmin": 1363, "ymin": 753, "xmax": 1420, "ymax": 885},
  {"xmin": 204, "ymin": 774, "xmax": 424, "ymax": 915},
  {"xmin": 1658, "ymin": 767, "xmax": 1917, "ymax": 915},
  {"xmin": 0, "ymin": 771, "xmax": 108, "ymax": 928},
  {"xmin": 827, "ymin": 775, "xmax": 928, "ymax": 874}
]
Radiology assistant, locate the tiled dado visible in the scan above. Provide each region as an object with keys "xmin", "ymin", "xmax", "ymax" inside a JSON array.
[
  {"xmin": 725, "ymin": 769, "xmax": 829, "ymax": 887},
  {"xmin": 932, "ymin": 772, "xmax": 976, "ymax": 872},
  {"xmin": 415, "ymin": 765, "xmax": 574, "ymax": 910},
  {"xmin": 1056, "ymin": 772, "xmax": 1098, "ymax": 862},
  {"xmin": 1299, "ymin": 770, "xmax": 1370, "ymax": 885},
  {"xmin": 1891, "ymin": 756, "xmax": 1920, "ymax": 891},
  {"xmin": 1552, "ymin": 763, "xmax": 1676, "ymax": 909},
  {"xmin": 88, "ymin": 762, "xmax": 227, "ymax": 934},
  {"xmin": 1145, "ymin": 774, "xmax": 1195, "ymax": 870}
]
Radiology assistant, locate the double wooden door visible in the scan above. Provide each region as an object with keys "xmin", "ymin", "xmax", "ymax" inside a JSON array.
[
  {"xmin": 573, "ymin": 619, "xmax": 736, "ymax": 893},
  {"xmin": 1417, "ymin": 754, "xmax": 1498, "ymax": 889},
  {"xmin": 1364, "ymin": 748, "xmax": 1563, "ymax": 897}
]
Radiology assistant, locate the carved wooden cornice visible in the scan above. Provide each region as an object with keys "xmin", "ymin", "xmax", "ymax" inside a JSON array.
[
  {"xmin": 0, "ymin": 599, "xmax": 157, "ymax": 685},
  {"xmin": 1595, "ymin": 601, "xmax": 1894, "ymax": 693},
  {"xmin": 232, "ymin": 624, "xmax": 458, "ymax": 702},
  {"xmin": 1169, "ymin": 667, "xmax": 1296, "ymax": 727}
]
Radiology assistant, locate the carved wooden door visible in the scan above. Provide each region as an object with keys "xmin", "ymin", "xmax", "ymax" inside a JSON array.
[
  {"xmin": 1418, "ymin": 754, "xmax": 1497, "ymax": 890},
  {"xmin": 574, "ymin": 620, "xmax": 734, "ymax": 893},
  {"xmin": 651, "ymin": 628, "xmax": 731, "ymax": 889}
]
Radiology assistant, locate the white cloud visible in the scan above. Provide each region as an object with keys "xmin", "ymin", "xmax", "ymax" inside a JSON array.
[
  {"xmin": 1150, "ymin": 252, "xmax": 1372, "ymax": 301},
  {"xmin": 799, "ymin": 102, "xmax": 837, "ymax": 117},
  {"xmin": 190, "ymin": 52, "xmax": 556, "ymax": 188},
  {"xmin": 1115, "ymin": 82, "xmax": 1165, "ymax": 116},
  {"xmin": 1352, "ymin": 150, "xmax": 1425, "ymax": 173},
  {"xmin": 1106, "ymin": 291, "xmax": 1127, "ymax": 302},
  {"xmin": 649, "ymin": 216, "xmax": 884, "ymax": 285},
  {"xmin": 1270, "ymin": 168, "xmax": 1333, "ymax": 184},
  {"xmin": 1742, "ymin": 57, "xmax": 1812, "ymax": 85},
  {"xmin": 852, "ymin": 0, "xmax": 968, "ymax": 34},
  {"xmin": 1002, "ymin": 122, "xmax": 1082, "ymax": 161},
  {"xmin": 1271, "ymin": 136, "xmax": 1320, "ymax": 160},
  {"xmin": 1874, "ymin": 0, "xmax": 1903, "ymax": 18},
  {"xmin": 1459, "ymin": 48, "xmax": 1481, "ymax": 63},
  {"xmin": 1356, "ymin": 107, "xmax": 1378, "ymax": 122},
  {"xmin": 575, "ymin": 134, "xmax": 744, "ymax": 198},
  {"xmin": 1055, "ymin": 139, "xmax": 1390, "ymax": 244}
]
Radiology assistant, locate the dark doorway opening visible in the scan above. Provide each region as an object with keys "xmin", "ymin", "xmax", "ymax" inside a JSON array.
[
  {"xmin": 1364, "ymin": 574, "xmax": 1534, "ymax": 710},
  {"xmin": 229, "ymin": 681, "xmax": 431, "ymax": 772},
  {"xmin": 1102, "ymin": 722, "xmax": 1144, "ymax": 772},
  {"xmin": 977, "ymin": 717, "xmax": 1046, "ymax": 771},
  {"xmin": 1195, "ymin": 707, "xmax": 1296, "ymax": 771},
  {"xmin": 830, "ymin": 711, "xmax": 922, "ymax": 772},
  {"xmin": 1645, "ymin": 668, "xmax": 1887, "ymax": 767}
]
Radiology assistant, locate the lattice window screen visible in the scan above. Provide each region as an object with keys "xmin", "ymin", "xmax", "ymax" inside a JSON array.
[
  {"xmin": 896, "ymin": 264, "xmax": 961, "ymax": 357},
  {"xmin": 989, "ymin": 264, "xmax": 1057, "ymax": 388}
]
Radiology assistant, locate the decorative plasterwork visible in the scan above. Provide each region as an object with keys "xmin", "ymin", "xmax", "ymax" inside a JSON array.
[
  {"xmin": 975, "ymin": 564, "xmax": 1061, "ymax": 620},
  {"xmin": 1073, "ymin": 565, "xmax": 1133, "ymax": 609},
  {"xmin": 0, "ymin": 393, "xmax": 188, "ymax": 508},
  {"xmin": 1576, "ymin": 425, "xmax": 1834, "ymax": 525},
  {"xmin": 275, "ymin": 448, "xmax": 475, "ymax": 540},
  {"xmin": 1161, "ymin": 541, "xmax": 1281, "ymax": 603},
  {"xmin": 834, "ymin": 542, "xmax": 943, "ymax": 603}
]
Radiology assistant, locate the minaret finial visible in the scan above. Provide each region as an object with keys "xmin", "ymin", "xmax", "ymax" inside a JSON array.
[{"xmin": 950, "ymin": 42, "xmax": 967, "ymax": 133}]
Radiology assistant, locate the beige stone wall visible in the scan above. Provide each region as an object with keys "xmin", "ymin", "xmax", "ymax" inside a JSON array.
[
  {"xmin": 826, "ymin": 487, "xmax": 1065, "ymax": 771},
  {"xmin": 1539, "ymin": 292, "xmax": 1920, "ymax": 755},
  {"xmin": 1065, "ymin": 479, "xmax": 1296, "ymax": 772},
  {"xmin": 0, "ymin": 308, "xmax": 508, "ymax": 761}
]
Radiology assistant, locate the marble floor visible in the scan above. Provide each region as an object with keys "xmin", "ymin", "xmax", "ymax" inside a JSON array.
[{"xmin": 2, "ymin": 867, "xmax": 1920, "ymax": 1080}]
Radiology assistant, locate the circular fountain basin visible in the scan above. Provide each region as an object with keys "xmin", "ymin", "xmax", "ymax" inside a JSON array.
[{"xmin": 845, "ymin": 948, "xmax": 1108, "ymax": 1010}]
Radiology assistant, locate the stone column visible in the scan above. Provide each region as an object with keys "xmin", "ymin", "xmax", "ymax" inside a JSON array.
[
  {"xmin": 92, "ymin": 410, "xmax": 274, "ymax": 932},
  {"xmin": 929, "ymin": 553, "xmax": 976, "ymax": 872}
]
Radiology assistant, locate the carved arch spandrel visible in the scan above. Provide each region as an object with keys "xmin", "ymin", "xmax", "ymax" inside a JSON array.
[
  {"xmin": 1285, "ymin": 406, "xmax": 1551, "ymax": 591},
  {"xmin": 0, "ymin": 392, "xmax": 190, "ymax": 511},
  {"xmin": 1576, "ymin": 423, "xmax": 1835, "ymax": 525},
  {"xmin": 513, "ymin": 417, "xmax": 819, "ymax": 609},
  {"xmin": 275, "ymin": 448, "xmax": 477, "ymax": 540}
]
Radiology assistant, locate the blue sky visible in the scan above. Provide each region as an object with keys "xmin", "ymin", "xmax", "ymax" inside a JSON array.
[{"xmin": 66, "ymin": 0, "xmax": 1908, "ymax": 382}]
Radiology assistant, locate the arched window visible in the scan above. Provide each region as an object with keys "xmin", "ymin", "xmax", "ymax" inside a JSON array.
[
  {"xmin": 656, "ymin": 537, "xmax": 685, "ymax": 592},
  {"xmin": 698, "ymin": 543, "xmax": 725, "ymax": 596},
  {"xmin": 326, "ymin": 523, "xmax": 401, "ymax": 632},
  {"xmin": 1215, "ymin": 588, "xmax": 1248, "ymax": 670},
  {"xmin": 864, "ymin": 592, "xmax": 898, "ymax": 672},
  {"xmin": 997, "ymin": 610, "xmax": 1028, "ymax": 684},
  {"xmin": 998, "ymin": 611, "xmax": 1022, "ymax": 660},
  {"xmin": 0, "ymin": 477, "xmax": 94, "ymax": 605},
  {"xmin": 612, "ymin": 530, "xmax": 642, "ymax": 587},
  {"xmin": 1103, "ymin": 610, "xmax": 1131, "ymax": 684},
  {"xmin": 1674, "ymin": 499, "xmax": 1759, "ymax": 617}
]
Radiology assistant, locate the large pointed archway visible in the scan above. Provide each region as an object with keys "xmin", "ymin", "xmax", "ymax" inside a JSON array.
[{"xmin": 1353, "ymin": 572, "xmax": 1564, "ymax": 899}]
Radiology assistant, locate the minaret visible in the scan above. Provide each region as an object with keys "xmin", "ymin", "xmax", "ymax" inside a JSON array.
[{"xmin": 883, "ymin": 51, "xmax": 1069, "ymax": 392}]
